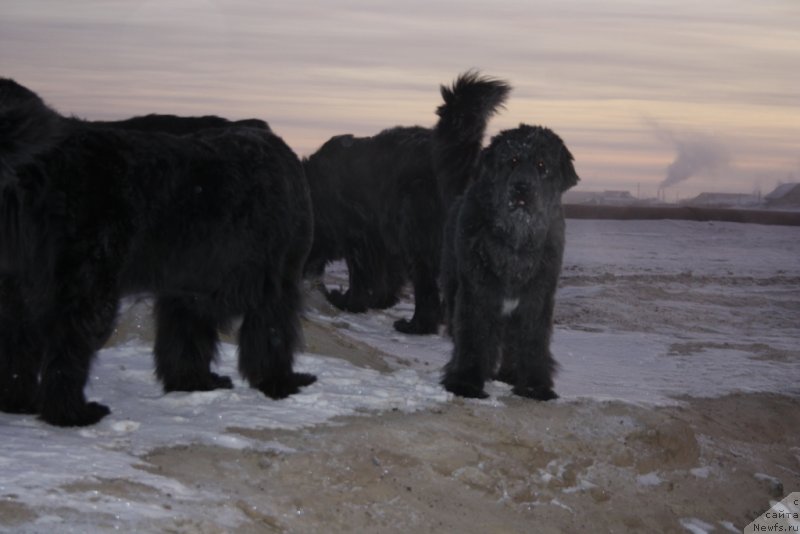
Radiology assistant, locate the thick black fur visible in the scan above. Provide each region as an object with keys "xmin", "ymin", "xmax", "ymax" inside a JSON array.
[
  {"xmin": 93, "ymin": 113, "xmax": 270, "ymax": 135},
  {"xmin": 438, "ymin": 78, "xmax": 579, "ymax": 399},
  {"xmin": 303, "ymin": 127, "xmax": 437, "ymax": 333},
  {"xmin": 304, "ymin": 72, "xmax": 509, "ymax": 335},
  {"xmin": 0, "ymin": 78, "xmax": 315, "ymax": 426}
]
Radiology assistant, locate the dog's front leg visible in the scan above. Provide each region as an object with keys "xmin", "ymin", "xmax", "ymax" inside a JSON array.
[
  {"xmin": 504, "ymin": 289, "xmax": 558, "ymax": 401},
  {"xmin": 37, "ymin": 296, "xmax": 119, "ymax": 426},
  {"xmin": 0, "ymin": 276, "xmax": 41, "ymax": 415},
  {"xmin": 441, "ymin": 283, "xmax": 499, "ymax": 398}
]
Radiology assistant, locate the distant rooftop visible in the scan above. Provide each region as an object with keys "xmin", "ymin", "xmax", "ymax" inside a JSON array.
[
  {"xmin": 681, "ymin": 192, "xmax": 761, "ymax": 208},
  {"xmin": 563, "ymin": 190, "xmax": 639, "ymax": 206},
  {"xmin": 764, "ymin": 182, "xmax": 800, "ymax": 208},
  {"xmin": 765, "ymin": 182, "xmax": 800, "ymax": 200},
  {"xmin": 564, "ymin": 183, "xmax": 800, "ymax": 210}
]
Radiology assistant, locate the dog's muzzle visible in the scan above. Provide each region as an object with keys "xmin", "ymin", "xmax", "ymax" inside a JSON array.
[{"xmin": 508, "ymin": 182, "xmax": 532, "ymax": 210}]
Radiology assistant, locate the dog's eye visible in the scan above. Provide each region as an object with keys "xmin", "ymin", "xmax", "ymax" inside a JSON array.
[
  {"xmin": 510, "ymin": 157, "xmax": 519, "ymax": 168},
  {"xmin": 536, "ymin": 160, "xmax": 547, "ymax": 173}
]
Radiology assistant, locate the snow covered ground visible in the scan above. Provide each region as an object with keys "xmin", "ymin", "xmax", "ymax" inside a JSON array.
[{"xmin": 1, "ymin": 219, "xmax": 798, "ymax": 532}]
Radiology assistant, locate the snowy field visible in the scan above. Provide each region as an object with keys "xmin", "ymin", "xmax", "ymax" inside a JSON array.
[{"xmin": 1, "ymin": 218, "xmax": 798, "ymax": 532}]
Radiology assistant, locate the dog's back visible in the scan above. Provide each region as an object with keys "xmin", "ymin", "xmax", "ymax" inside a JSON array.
[
  {"xmin": 304, "ymin": 126, "xmax": 432, "ymax": 235},
  {"xmin": 93, "ymin": 113, "xmax": 270, "ymax": 135}
]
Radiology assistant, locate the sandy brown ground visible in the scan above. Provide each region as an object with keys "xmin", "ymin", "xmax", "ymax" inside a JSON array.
[
  {"xmin": 1, "ymin": 274, "xmax": 798, "ymax": 532},
  {"xmin": 129, "ymin": 391, "xmax": 798, "ymax": 534}
]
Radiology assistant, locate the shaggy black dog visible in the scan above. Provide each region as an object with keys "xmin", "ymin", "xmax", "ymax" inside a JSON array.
[
  {"xmin": 0, "ymin": 79, "xmax": 315, "ymax": 426},
  {"xmin": 304, "ymin": 73, "xmax": 510, "ymax": 334},
  {"xmin": 438, "ymin": 80, "xmax": 579, "ymax": 400},
  {"xmin": 303, "ymin": 127, "xmax": 435, "ymax": 333}
]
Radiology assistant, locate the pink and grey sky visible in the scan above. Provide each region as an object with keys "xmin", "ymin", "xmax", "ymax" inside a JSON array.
[{"xmin": 2, "ymin": 0, "xmax": 798, "ymax": 198}]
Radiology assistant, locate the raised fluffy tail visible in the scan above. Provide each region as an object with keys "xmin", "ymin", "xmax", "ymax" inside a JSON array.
[{"xmin": 434, "ymin": 70, "xmax": 511, "ymax": 207}]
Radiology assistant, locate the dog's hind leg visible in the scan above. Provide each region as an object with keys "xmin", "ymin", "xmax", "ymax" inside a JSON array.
[
  {"xmin": 393, "ymin": 257, "xmax": 441, "ymax": 335},
  {"xmin": 325, "ymin": 246, "xmax": 373, "ymax": 313},
  {"xmin": 441, "ymin": 285, "xmax": 499, "ymax": 398},
  {"xmin": 327, "ymin": 223, "xmax": 397, "ymax": 312},
  {"xmin": 0, "ymin": 276, "xmax": 41, "ymax": 414},
  {"xmin": 154, "ymin": 296, "xmax": 232, "ymax": 392},
  {"xmin": 369, "ymin": 255, "xmax": 404, "ymax": 309},
  {"xmin": 394, "ymin": 194, "xmax": 443, "ymax": 334},
  {"xmin": 238, "ymin": 270, "xmax": 316, "ymax": 400}
]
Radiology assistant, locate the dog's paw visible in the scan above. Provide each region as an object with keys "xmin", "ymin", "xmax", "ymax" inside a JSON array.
[
  {"xmin": 257, "ymin": 372, "xmax": 317, "ymax": 399},
  {"xmin": 209, "ymin": 372, "xmax": 235, "ymax": 389},
  {"xmin": 325, "ymin": 289, "xmax": 367, "ymax": 313},
  {"xmin": 369, "ymin": 293, "xmax": 400, "ymax": 310},
  {"xmin": 393, "ymin": 317, "xmax": 438, "ymax": 335},
  {"xmin": 163, "ymin": 372, "xmax": 234, "ymax": 393},
  {"xmin": 441, "ymin": 377, "xmax": 489, "ymax": 399},
  {"xmin": 512, "ymin": 385, "xmax": 559, "ymax": 401},
  {"xmin": 40, "ymin": 400, "xmax": 111, "ymax": 427},
  {"xmin": 324, "ymin": 288, "xmax": 346, "ymax": 308},
  {"xmin": 290, "ymin": 372, "xmax": 317, "ymax": 388}
]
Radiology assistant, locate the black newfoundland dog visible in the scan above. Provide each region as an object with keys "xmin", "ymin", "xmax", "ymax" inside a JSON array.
[
  {"xmin": 0, "ymin": 79, "xmax": 315, "ymax": 426},
  {"xmin": 304, "ymin": 73, "xmax": 510, "ymax": 334},
  {"xmin": 438, "ymin": 76, "xmax": 579, "ymax": 400}
]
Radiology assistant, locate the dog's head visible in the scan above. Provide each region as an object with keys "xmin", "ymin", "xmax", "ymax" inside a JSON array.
[
  {"xmin": 0, "ymin": 78, "xmax": 63, "ymax": 174},
  {"xmin": 480, "ymin": 124, "xmax": 578, "ymax": 228}
]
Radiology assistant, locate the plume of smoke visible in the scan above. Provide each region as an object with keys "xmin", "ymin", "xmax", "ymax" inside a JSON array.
[
  {"xmin": 662, "ymin": 136, "xmax": 730, "ymax": 189},
  {"xmin": 645, "ymin": 118, "xmax": 731, "ymax": 189}
]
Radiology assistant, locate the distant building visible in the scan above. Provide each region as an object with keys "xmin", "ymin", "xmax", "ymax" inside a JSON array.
[
  {"xmin": 563, "ymin": 190, "xmax": 638, "ymax": 206},
  {"xmin": 764, "ymin": 183, "xmax": 800, "ymax": 209},
  {"xmin": 680, "ymin": 192, "xmax": 761, "ymax": 208}
]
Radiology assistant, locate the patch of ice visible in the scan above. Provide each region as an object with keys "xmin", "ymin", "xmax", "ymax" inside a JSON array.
[
  {"xmin": 754, "ymin": 472, "xmax": 782, "ymax": 485},
  {"xmin": 680, "ymin": 517, "xmax": 716, "ymax": 534},
  {"xmin": 637, "ymin": 471, "xmax": 663, "ymax": 486},
  {"xmin": 563, "ymin": 478, "xmax": 597, "ymax": 494},
  {"xmin": 549, "ymin": 498, "xmax": 574, "ymax": 513},
  {"xmin": 690, "ymin": 466, "xmax": 711, "ymax": 479}
]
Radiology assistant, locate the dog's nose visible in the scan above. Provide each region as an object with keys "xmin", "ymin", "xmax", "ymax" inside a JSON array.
[{"xmin": 509, "ymin": 182, "xmax": 532, "ymax": 208}]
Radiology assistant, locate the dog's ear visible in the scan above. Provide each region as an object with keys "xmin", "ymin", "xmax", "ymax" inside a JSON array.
[
  {"xmin": 0, "ymin": 78, "xmax": 63, "ymax": 170},
  {"xmin": 559, "ymin": 144, "xmax": 580, "ymax": 191},
  {"xmin": 478, "ymin": 149, "xmax": 501, "ymax": 182},
  {"xmin": 479, "ymin": 148, "xmax": 493, "ymax": 169}
]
